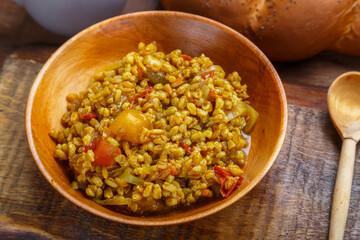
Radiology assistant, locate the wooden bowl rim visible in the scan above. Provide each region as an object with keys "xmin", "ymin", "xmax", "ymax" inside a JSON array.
[{"xmin": 25, "ymin": 10, "xmax": 288, "ymax": 226}]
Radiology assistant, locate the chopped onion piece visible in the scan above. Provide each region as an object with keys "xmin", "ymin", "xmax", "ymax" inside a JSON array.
[
  {"xmin": 201, "ymin": 85, "xmax": 210, "ymax": 98},
  {"xmin": 94, "ymin": 195, "xmax": 132, "ymax": 206},
  {"xmin": 242, "ymin": 103, "xmax": 258, "ymax": 133},
  {"xmin": 142, "ymin": 164, "xmax": 152, "ymax": 174},
  {"xmin": 145, "ymin": 70, "xmax": 167, "ymax": 85},
  {"xmin": 197, "ymin": 65, "xmax": 225, "ymax": 79},
  {"xmin": 119, "ymin": 169, "xmax": 144, "ymax": 185},
  {"xmin": 226, "ymin": 101, "xmax": 246, "ymax": 120}
]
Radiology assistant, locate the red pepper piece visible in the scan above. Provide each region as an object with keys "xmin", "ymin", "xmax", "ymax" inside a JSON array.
[
  {"xmin": 81, "ymin": 106, "xmax": 97, "ymax": 119},
  {"xmin": 132, "ymin": 86, "xmax": 154, "ymax": 105},
  {"xmin": 209, "ymin": 89, "xmax": 217, "ymax": 97},
  {"xmin": 175, "ymin": 78, "xmax": 182, "ymax": 83},
  {"xmin": 180, "ymin": 142, "xmax": 194, "ymax": 155},
  {"xmin": 186, "ymin": 149, "xmax": 193, "ymax": 155},
  {"xmin": 138, "ymin": 69, "xmax": 144, "ymax": 79},
  {"xmin": 93, "ymin": 139, "xmax": 121, "ymax": 167},
  {"xmin": 214, "ymin": 165, "xmax": 232, "ymax": 180},
  {"xmin": 82, "ymin": 142, "xmax": 96, "ymax": 153},
  {"xmin": 181, "ymin": 55, "xmax": 193, "ymax": 61},
  {"xmin": 220, "ymin": 179, "xmax": 238, "ymax": 197},
  {"xmin": 169, "ymin": 165, "xmax": 179, "ymax": 176},
  {"xmin": 201, "ymin": 70, "xmax": 214, "ymax": 80},
  {"xmin": 180, "ymin": 142, "xmax": 187, "ymax": 149},
  {"xmin": 236, "ymin": 176, "xmax": 244, "ymax": 187},
  {"xmin": 201, "ymin": 189, "xmax": 210, "ymax": 197},
  {"xmin": 214, "ymin": 165, "xmax": 244, "ymax": 197},
  {"xmin": 81, "ymin": 112, "xmax": 97, "ymax": 119},
  {"xmin": 82, "ymin": 137, "xmax": 100, "ymax": 152},
  {"xmin": 207, "ymin": 89, "xmax": 218, "ymax": 102}
]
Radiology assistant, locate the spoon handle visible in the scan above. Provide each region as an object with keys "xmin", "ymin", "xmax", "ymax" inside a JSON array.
[{"xmin": 329, "ymin": 138, "xmax": 357, "ymax": 240}]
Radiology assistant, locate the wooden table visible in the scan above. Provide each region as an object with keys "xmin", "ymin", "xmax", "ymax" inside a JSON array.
[{"xmin": 1, "ymin": 0, "xmax": 359, "ymax": 239}]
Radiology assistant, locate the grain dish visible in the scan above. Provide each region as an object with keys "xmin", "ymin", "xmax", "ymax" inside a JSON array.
[{"xmin": 50, "ymin": 42, "xmax": 258, "ymax": 214}]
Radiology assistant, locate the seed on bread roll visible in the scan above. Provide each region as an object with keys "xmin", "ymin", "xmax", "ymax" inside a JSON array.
[{"xmin": 161, "ymin": 0, "xmax": 360, "ymax": 61}]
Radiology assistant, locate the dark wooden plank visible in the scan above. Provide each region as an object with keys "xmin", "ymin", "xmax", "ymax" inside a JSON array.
[
  {"xmin": 283, "ymin": 82, "xmax": 328, "ymax": 112},
  {"xmin": 275, "ymin": 51, "xmax": 360, "ymax": 88},
  {"xmin": 0, "ymin": 0, "xmax": 65, "ymax": 68},
  {"xmin": 0, "ymin": 0, "xmax": 66, "ymax": 46},
  {"xmin": 8, "ymin": 44, "xmax": 58, "ymax": 64},
  {"xmin": 1, "ymin": 50, "xmax": 359, "ymax": 239}
]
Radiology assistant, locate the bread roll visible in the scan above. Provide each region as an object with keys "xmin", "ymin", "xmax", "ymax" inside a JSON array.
[
  {"xmin": 161, "ymin": 0, "xmax": 360, "ymax": 61},
  {"xmin": 328, "ymin": 4, "xmax": 360, "ymax": 56}
]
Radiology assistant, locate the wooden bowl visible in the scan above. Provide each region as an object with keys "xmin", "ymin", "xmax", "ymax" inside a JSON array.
[{"xmin": 25, "ymin": 11, "xmax": 287, "ymax": 225}]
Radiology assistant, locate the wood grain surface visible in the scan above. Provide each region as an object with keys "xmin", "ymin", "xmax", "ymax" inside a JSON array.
[{"xmin": 0, "ymin": 0, "xmax": 359, "ymax": 239}]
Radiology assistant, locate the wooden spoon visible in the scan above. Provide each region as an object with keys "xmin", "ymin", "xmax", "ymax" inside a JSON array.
[{"xmin": 328, "ymin": 71, "xmax": 360, "ymax": 240}]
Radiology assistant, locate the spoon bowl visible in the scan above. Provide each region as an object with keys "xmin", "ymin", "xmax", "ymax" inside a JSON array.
[
  {"xmin": 327, "ymin": 71, "xmax": 360, "ymax": 240},
  {"xmin": 328, "ymin": 71, "xmax": 360, "ymax": 141}
]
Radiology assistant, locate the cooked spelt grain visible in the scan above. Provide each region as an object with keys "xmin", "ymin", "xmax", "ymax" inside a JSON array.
[{"xmin": 50, "ymin": 42, "xmax": 256, "ymax": 215}]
